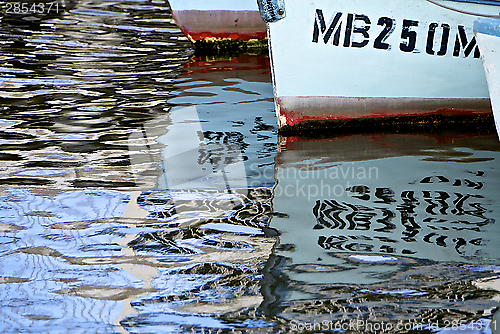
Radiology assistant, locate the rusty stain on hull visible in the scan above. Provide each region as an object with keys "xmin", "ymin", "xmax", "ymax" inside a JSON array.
[
  {"xmin": 276, "ymin": 96, "xmax": 492, "ymax": 129},
  {"xmin": 171, "ymin": 10, "xmax": 267, "ymax": 42}
]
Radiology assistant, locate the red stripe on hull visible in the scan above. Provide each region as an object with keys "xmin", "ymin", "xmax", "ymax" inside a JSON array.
[{"xmin": 171, "ymin": 10, "xmax": 267, "ymax": 42}]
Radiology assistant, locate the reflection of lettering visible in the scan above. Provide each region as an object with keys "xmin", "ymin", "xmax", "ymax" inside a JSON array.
[
  {"xmin": 313, "ymin": 174, "xmax": 492, "ymax": 256},
  {"xmin": 140, "ymin": 188, "xmax": 272, "ymax": 224},
  {"xmin": 312, "ymin": 9, "xmax": 480, "ymax": 58},
  {"xmin": 318, "ymin": 232, "xmax": 484, "ymax": 256},
  {"xmin": 158, "ymin": 106, "xmax": 248, "ymax": 191},
  {"xmin": 197, "ymin": 131, "xmax": 247, "ymax": 168}
]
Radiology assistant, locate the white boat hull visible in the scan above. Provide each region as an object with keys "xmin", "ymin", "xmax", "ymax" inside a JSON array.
[
  {"xmin": 168, "ymin": 0, "xmax": 266, "ymax": 42},
  {"xmin": 265, "ymin": 0, "xmax": 499, "ymax": 129},
  {"xmin": 475, "ymin": 17, "xmax": 500, "ymax": 140}
]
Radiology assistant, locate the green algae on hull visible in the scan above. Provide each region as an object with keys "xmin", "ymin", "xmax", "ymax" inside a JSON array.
[
  {"xmin": 278, "ymin": 113, "xmax": 497, "ymax": 137},
  {"xmin": 194, "ymin": 38, "xmax": 268, "ymax": 56}
]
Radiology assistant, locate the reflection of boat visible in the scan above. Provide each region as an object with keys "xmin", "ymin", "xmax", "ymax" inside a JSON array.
[
  {"xmin": 259, "ymin": 133, "xmax": 500, "ymax": 329},
  {"xmin": 129, "ymin": 54, "xmax": 275, "ymax": 191},
  {"xmin": 168, "ymin": 0, "xmax": 267, "ymax": 42},
  {"xmin": 156, "ymin": 106, "xmax": 248, "ymax": 191},
  {"xmin": 117, "ymin": 54, "xmax": 277, "ymax": 328},
  {"xmin": 475, "ymin": 17, "xmax": 500, "ymax": 139},
  {"xmin": 259, "ymin": 0, "xmax": 499, "ymax": 129},
  {"xmin": 272, "ymin": 133, "xmax": 500, "ymax": 284}
]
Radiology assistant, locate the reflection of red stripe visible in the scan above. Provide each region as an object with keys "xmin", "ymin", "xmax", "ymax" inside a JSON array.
[
  {"xmin": 171, "ymin": 10, "xmax": 267, "ymax": 42},
  {"xmin": 277, "ymin": 133, "xmax": 498, "ymax": 166}
]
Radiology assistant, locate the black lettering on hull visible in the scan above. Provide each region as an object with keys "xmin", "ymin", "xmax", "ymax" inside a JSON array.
[{"xmin": 312, "ymin": 9, "xmax": 480, "ymax": 59}]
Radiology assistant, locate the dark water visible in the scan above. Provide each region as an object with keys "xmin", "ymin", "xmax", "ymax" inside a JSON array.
[{"xmin": 1, "ymin": 1, "xmax": 500, "ymax": 333}]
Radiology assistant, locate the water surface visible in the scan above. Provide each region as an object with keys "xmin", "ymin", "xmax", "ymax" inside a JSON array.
[{"xmin": 1, "ymin": 1, "xmax": 500, "ymax": 333}]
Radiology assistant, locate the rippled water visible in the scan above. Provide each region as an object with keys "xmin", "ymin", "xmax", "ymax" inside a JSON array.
[
  {"xmin": 1, "ymin": 1, "xmax": 500, "ymax": 333},
  {"xmin": 271, "ymin": 134, "xmax": 500, "ymax": 332}
]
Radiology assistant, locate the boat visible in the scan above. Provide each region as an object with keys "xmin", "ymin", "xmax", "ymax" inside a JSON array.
[
  {"xmin": 258, "ymin": 0, "xmax": 500, "ymax": 130},
  {"xmin": 474, "ymin": 17, "xmax": 500, "ymax": 139},
  {"xmin": 168, "ymin": 0, "xmax": 267, "ymax": 43}
]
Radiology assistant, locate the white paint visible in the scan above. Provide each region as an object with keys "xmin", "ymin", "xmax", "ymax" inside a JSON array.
[
  {"xmin": 168, "ymin": 0, "xmax": 259, "ymax": 12},
  {"xmin": 267, "ymin": 0, "xmax": 498, "ymax": 100},
  {"xmin": 200, "ymin": 223, "xmax": 265, "ymax": 235},
  {"xmin": 476, "ymin": 31, "xmax": 500, "ymax": 139},
  {"xmin": 349, "ymin": 255, "xmax": 398, "ymax": 262}
]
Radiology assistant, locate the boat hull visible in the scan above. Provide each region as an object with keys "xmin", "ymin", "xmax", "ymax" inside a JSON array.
[
  {"xmin": 169, "ymin": 0, "xmax": 266, "ymax": 42},
  {"xmin": 266, "ymin": 0, "xmax": 500, "ymax": 129},
  {"xmin": 474, "ymin": 17, "xmax": 500, "ymax": 139}
]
